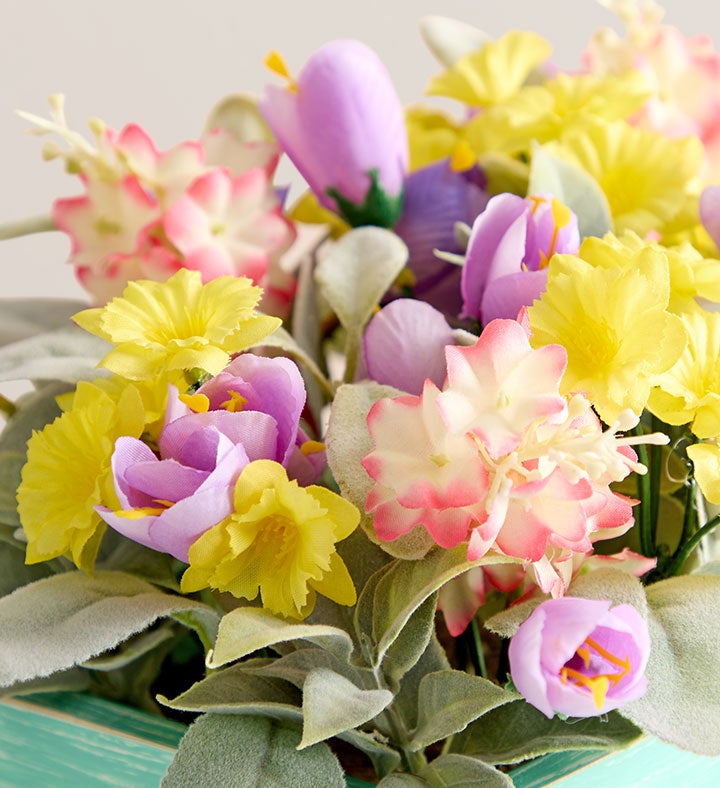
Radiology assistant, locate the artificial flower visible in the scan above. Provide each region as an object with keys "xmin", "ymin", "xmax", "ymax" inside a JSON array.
[
  {"xmin": 96, "ymin": 354, "xmax": 320, "ymax": 561},
  {"xmin": 17, "ymin": 381, "xmax": 145, "ymax": 571},
  {"xmin": 72, "ymin": 269, "xmax": 281, "ymax": 382},
  {"xmin": 509, "ymin": 596, "xmax": 650, "ymax": 718},
  {"xmin": 583, "ymin": 0, "xmax": 720, "ymax": 179},
  {"xmin": 260, "ymin": 41, "xmax": 408, "ymax": 228},
  {"xmin": 26, "ymin": 98, "xmax": 293, "ymax": 306},
  {"xmin": 648, "ymin": 309, "xmax": 720, "ymax": 437},
  {"xmin": 528, "ymin": 240, "xmax": 686, "ymax": 423},
  {"xmin": 181, "ymin": 460, "xmax": 359, "ymax": 619},
  {"xmin": 460, "ymin": 192, "xmax": 580, "ymax": 325},
  {"xmin": 545, "ymin": 120, "xmax": 703, "ymax": 236},
  {"xmin": 363, "ymin": 320, "xmax": 649, "ymax": 573},
  {"xmin": 426, "ymin": 30, "xmax": 552, "ymax": 107}
]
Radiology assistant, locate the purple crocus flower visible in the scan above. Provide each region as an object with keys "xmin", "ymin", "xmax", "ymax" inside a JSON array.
[
  {"xmin": 461, "ymin": 192, "xmax": 580, "ymax": 326},
  {"xmin": 260, "ymin": 40, "xmax": 408, "ymax": 228},
  {"xmin": 509, "ymin": 597, "xmax": 650, "ymax": 719},
  {"xmin": 394, "ymin": 160, "xmax": 489, "ymax": 316},
  {"xmin": 96, "ymin": 354, "xmax": 323, "ymax": 562},
  {"xmin": 363, "ymin": 299, "xmax": 456, "ymax": 395}
]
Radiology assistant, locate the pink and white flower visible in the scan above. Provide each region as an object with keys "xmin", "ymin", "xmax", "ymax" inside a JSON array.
[{"xmin": 363, "ymin": 318, "xmax": 665, "ymax": 594}]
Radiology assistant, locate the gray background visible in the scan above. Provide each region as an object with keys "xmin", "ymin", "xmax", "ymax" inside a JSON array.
[{"xmin": 0, "ymin": 0, "xmax": 715, "ymax": 301}]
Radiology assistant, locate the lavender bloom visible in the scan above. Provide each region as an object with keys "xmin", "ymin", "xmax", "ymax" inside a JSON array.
[
  {"xmin": 509, "ymin": 597, "xmax": 650, "ymax": 719},
  {"xmin": 261, "ymin": 40, "xmax": 408, "ymax": 228},
  {"xmin": 461, "ymin": 192, "xmax": 580, "ymax": 325},
  {"xmin": 96, "ymin": 354, "xmax": 322, "ymax": 561}
]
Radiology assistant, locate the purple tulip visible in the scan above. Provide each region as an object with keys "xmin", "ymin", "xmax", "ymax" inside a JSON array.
[
  {"xmin": 509, "ymin": 597, "xmax": 650, "ymax": 719},
  {"xmin": 394, "ymin": 160, "xmax": 489, "ymax": 316},
  {"xmin": 96, "ymin": 354, "xmax": 323, "ymax": 561},
  {"xmin": 363, "ymin": 299, "xmax": 456, "ymax": 395},
  {"xmin": 260, "ymin": 40, "xmax": 408, "ymax": 228},
  {"xmin": 461, "ymin": 193, "xmax": 580, "ymax": 325}
]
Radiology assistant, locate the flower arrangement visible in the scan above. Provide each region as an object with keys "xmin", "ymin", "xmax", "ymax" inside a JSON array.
[{"xmin": 2, "ymin": 0, "xmax": 720, "ymax": 784}]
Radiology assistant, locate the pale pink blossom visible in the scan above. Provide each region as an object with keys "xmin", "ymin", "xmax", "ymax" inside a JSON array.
[{"xmin": 363, "ymin": 318, "xmax": 666, "ymax": 594}]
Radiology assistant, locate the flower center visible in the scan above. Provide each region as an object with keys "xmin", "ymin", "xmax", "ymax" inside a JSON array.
[{"xmin": 559, "ymin": 635, "xmax": 631, "ymax": 710}]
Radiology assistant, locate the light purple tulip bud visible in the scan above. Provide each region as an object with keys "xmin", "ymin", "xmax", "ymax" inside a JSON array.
[
  {"xmin": 96, "ymin": 354, "xmax": 323, "ymax": 561},
  {"xmin": 260, "ymin": 40, "xmax": 408, "ymax": 227},
  {"xmin": 363, "ymin": 299, "xmax": 455, "ymax": 395},
  {"xmin": 509, "ymin": 597, "xmax": 650, "ymax": 719},
  {"xmin": 461, "ymin": 192, "xmax": 580, "ymax": 325}
]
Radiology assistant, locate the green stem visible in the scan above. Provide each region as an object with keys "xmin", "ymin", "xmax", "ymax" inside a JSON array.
[
  {"xmin": 372, "ymin": 666, "xmax": 427, "ymax": 774},
  {"xmin": 633, "ymin": 432, "xmax": 653, "ymax": 557},
  {"xmin": 470, "ymin": 618, "xmax": 488, "ymax": 680},
  {"xmin": 0, "ymin": 214, "xmax": 56, "ymax": 241},
  {"xmin": 649, "ymin": 415, "xmax": 663, "ymax": 544},
  {"xmin": 0, "ymin": 395, "xmax": 16, "ymax": 418},
  {"xmin": 343, "ymin": 329, "xmax": 361, "ymax": 385},
  {"xmin": 667, "ymin": 514, "xmax": 720, "ymax": 576},
  {"xmin": 680, "ymin": 480, "xmax": 698, "ymax": 547}
]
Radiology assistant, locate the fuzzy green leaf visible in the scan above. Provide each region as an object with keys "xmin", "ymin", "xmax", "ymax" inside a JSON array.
[
  {"xmin": 370, "ymin": 546, "xmax": 517, "ymax": 667},
  {"xmin": 381, "ymin": 593, "xmax": 437, "ymax": 685},
  {"xmin": 203, "ymin": 93, "xmax": 274, "ymax": 141},
  {"xmin": 409, "ymin": 670, "xmax": 518, "ymax": 750},
  {"xmin": 162, "ymin": 714, "xmax": 344, "ymax": 788},
  {"xmin": 0, "ymin": 570, "xmax": 219, "ymax": 687},
  {"xmin": 450, "ymin": 700, "xmax": 642, "ymax": 764},
  {"xmin": 208, "ymin": 607, "xmax": 354, "ymax": 669},
  {"xmin": 528, "ymin": 145, "xmax": 613, "ymax": 239},
  {"xmin": 0, "ymin": 327, "xmax": 110, "ymax": 383},
  {"xmin": 299, "ymin": 667, "xmax": 393, "ymax": 749},
  {"xmin": 326, "ymin": 381, "xmax": 436, "ymax": 560},
  {"xmin": 623, "ymin": 574, "xmax": 720, "ymax": 755},
  {"xmin": 0, "ymin": 298, "xmax": 88, "ymax": 347}
]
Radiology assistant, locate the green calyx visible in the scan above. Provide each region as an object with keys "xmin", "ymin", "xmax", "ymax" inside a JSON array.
[{"xmin": 326, "ymin": 168, "xmax": 404, "ymax": 229}]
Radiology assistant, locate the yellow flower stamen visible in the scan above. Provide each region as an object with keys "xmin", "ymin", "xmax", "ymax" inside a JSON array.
[
  {"xmin": 264, "ymin": 50, "xmax": 297, "ymax": 91},
  {"xmin": 179, "ymin": 392, "xmax": 210, "ymax": 413},
  {"xmin": 300, "ymin": 440, "xmax": 326, "ymax": 456},
  {"xmin": 221, "ymin": 390, "xmax": 248, "ymax": 413},
  {"xmin": 560, "ymin": 636, "xmax": 632, "ymax": 710}
]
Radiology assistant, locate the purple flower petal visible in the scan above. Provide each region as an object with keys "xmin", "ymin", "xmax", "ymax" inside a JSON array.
[
  {"xmin": 123, "ymin": 458, "xmax": 209, "ymax": 504},
  {"xmin": 395, "ymin": 159, "xmax": 489, "ymax": 315},
  {"xmin": 700, "ymin": 185, "xmax": 720, "ymax": 249},
  {"xmin": 481, "ymin": 269, "xmax": 548, "ymax": 324},
  {"xmin": 461, "ymin": 193, "xmax": 528, "ymax": 320},
  {"xmin": 364, "ymin": 299, "xmax": 454, "ymax": 394},
  {"xmin": 147, "ymin": 486, "xmax": 235, "ymax": 562}
]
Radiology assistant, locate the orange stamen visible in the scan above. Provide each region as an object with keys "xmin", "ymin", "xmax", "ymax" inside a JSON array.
[{"xmin": 221, "ymin": 390, "xmax": 248, "ymax": 413}]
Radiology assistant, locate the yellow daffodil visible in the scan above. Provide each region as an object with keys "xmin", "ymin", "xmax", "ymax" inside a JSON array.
[
  {"xmin": 17, "ymin": 381, "xmax": 145, "ymax": 571},
  {"xmin": 427, "ymin": 31, "xmax": 552, "ymax": 107},
  {"xmin": 463, "ymin": 72, "xmax": 649, "ymax": 159},
  {"xmin": 546, "ymin": 120, "xmax": 703, "ymax": 236},
  {"xmin": 528, "ymin": 240, "xmax": 686, "ymax": 423},
  {"xmin": 648, "ymin": 309, "xmax": 720, "ymax": 437},
  {"xmin": 405, "ymin": 105, "xmax": 462, "ymax": 170},
  {"xmin": 181, "ymin": 460, "xmax": 360, "ymax": 619},
  {"xmin": 73, "ymin": 269, "xmax": 281, "ymax": 382},
  {"xmin": 580, "ymin": 232, "xmax": 720, "ymax": 314}
]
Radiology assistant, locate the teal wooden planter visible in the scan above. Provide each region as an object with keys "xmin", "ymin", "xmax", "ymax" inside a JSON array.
[{"xmin": 1, "ymin": 693, "xmax": 718, "ymax": 786}]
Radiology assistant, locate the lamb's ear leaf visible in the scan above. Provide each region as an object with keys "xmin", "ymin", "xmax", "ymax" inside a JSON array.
[{"xmin": 161, "ymin": 714, "xmax": 344, "ymax": 788}]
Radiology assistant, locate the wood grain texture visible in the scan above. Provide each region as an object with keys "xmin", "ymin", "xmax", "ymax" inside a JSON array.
[{"xmin": 1, "ymin": 693, "xmax": 719, "ymax": 786}]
